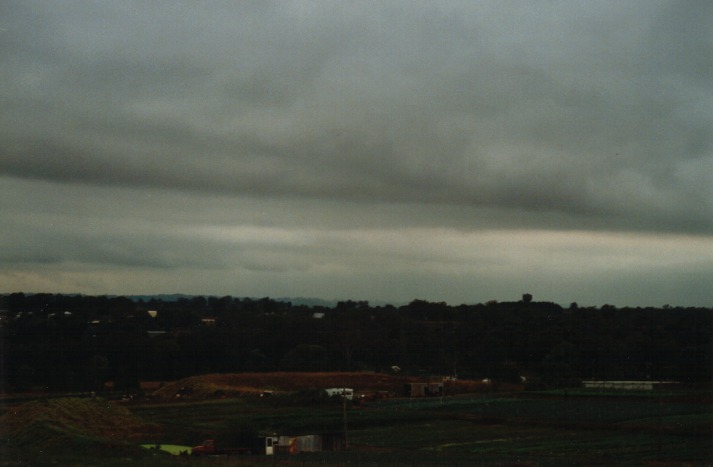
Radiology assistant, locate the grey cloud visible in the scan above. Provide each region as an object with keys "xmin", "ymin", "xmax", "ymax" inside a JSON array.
[
  {"xmin": 0, "ymin": 216, "xmax": 224, "ymax": 269},
  {"xmin": 1, "ymin": 1, "xmax": 712, "ymax": 304},
  {"xmin": 3, "ymin": 2, "xmax": 710, "ymax": 229}
]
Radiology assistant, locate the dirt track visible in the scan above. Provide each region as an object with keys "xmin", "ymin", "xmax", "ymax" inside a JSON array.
[{"xmin": 150, "ymin": 372, "xmax": 500, "ymax": 400}]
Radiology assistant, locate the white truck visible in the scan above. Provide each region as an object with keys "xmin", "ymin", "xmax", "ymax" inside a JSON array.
[{"xmin": 324, "ymin": 387, "xmax": 353, "ymax": 400}]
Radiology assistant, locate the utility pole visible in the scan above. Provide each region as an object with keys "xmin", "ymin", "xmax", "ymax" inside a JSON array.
[{"xmin": 342, "ymin": 387, "xmax": 349, "ymax": 450}]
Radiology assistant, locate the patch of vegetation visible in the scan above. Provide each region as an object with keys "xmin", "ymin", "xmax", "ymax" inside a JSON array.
[
  {"xmin": 140, "ymin": 443, "xmax": 191, "ymax": 455},
  {"xmin": 1, "ymin": 397, "xmax": 160, "ymax": 464}
]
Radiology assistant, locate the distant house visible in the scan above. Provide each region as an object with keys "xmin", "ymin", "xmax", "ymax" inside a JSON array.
[
  {"xmin": 404, "ymin": 382, "xmax": 443, "ymax": 397},
  {"xmin": 201, "ymin": 317, "xmax": 216, "ymax": 327}
]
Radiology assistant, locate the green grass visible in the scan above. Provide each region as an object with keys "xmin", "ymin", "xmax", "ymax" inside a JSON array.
[
  {"xmin": 140, "ymin": 443, "xmax": 192, "ymax": 455},
  {"xmin": 378, "ymin": 393, "xmax": 708, "ymax": 425},
  {"xmin": 4, "ymin": 388, "xmax": 710, "ymax": 466},
  {"xmin": 127, "ymin": 390, "xmax": 712, "ymax": 465}
]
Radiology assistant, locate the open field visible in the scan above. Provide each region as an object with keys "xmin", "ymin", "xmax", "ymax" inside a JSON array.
[
  {"xmin": 131, "ymin": 392, "xmax": 712, "ymax": 465},
  {"xmin": 1, "ymin": 373, "xmax": 711, "ymax": 466}
]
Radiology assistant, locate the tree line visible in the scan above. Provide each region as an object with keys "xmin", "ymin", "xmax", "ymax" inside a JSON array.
[{"xmin": 1, "ymin": 293, "xmax": 711, "ymax": 392}]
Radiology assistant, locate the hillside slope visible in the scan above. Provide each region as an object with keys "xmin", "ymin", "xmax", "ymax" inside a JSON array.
[{"xmin": 2, "ymin": 397, "xmax": 160, "ymax": 457}]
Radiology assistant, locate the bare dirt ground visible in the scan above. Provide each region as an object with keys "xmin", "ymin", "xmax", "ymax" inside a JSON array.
[{"xmin": 149, "ymin": 372, "xmax": 505, "ymax": 400}]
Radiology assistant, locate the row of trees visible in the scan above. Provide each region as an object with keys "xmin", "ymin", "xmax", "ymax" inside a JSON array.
[{"xmin": 1, "ymin": 293, "xmax": 711, "ymax": 392}]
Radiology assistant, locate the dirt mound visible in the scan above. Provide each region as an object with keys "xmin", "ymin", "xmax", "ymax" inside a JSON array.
[
  {"xmin": 2, "ymin": 397, "xmax": 160, "ymax": 452},
  {"xmin": 152, "ymin": 372, "xmax": 405, "ymax": 399},
  {"xmin": 150, "ymin": 372, "xmax": 497, "ymax": 400}
]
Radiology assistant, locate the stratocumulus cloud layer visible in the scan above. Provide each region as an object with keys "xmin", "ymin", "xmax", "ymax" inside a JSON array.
[{"xmin": 1, "ymin": 1, "xmax": 711, "ymax": 306}]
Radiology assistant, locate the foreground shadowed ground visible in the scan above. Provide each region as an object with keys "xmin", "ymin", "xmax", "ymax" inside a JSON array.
[{"xmin": 2, "ymin": 373, "xmax": 710, "ymax": 465}]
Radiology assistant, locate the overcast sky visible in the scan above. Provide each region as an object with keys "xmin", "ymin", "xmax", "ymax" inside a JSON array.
[{"xmin": 1, "ymin": 1, "xmax": 712, "ymax": 307}]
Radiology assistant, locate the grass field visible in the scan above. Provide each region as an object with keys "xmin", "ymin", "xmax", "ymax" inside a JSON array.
[
  {"xmin": 129, "ymin": 388, "xmax": 711, "ymax": 465},
  {"xmin": 2, "ymin": 374, "xmax": 711, "ymax": 466}
]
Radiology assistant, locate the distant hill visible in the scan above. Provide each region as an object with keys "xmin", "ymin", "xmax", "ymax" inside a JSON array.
[
  {"xmin": 2, "ymin": 293, "xmax": 399, "ymax": 308},
  {"xmin": 276, "ymin": 297, "xmax": 337, "ymax": 307},
  {"xmin": 125, "ymin": 294, "xmax": 359, "ymax": 308},
  {"xmin": 124, "ymin": 294, "xmax": 337, "ymax": 307},
  {"xmin": 125, "ymin": 294, "xmax": 196, "ymax": 302}
]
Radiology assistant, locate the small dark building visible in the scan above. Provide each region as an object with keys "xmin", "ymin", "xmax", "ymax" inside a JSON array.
[{"xmin": 404, "ymin": 382, "xmax": 443, "ymax": 397}]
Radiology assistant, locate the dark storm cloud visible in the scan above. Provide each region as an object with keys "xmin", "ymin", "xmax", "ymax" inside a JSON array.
[
  {"xmin": 1, "ymin": 1, "xmax": 711, "ymax": 305},
  {"xmin": 3, "ymin": 0, "xmax": 711, "ymax": 232}
]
